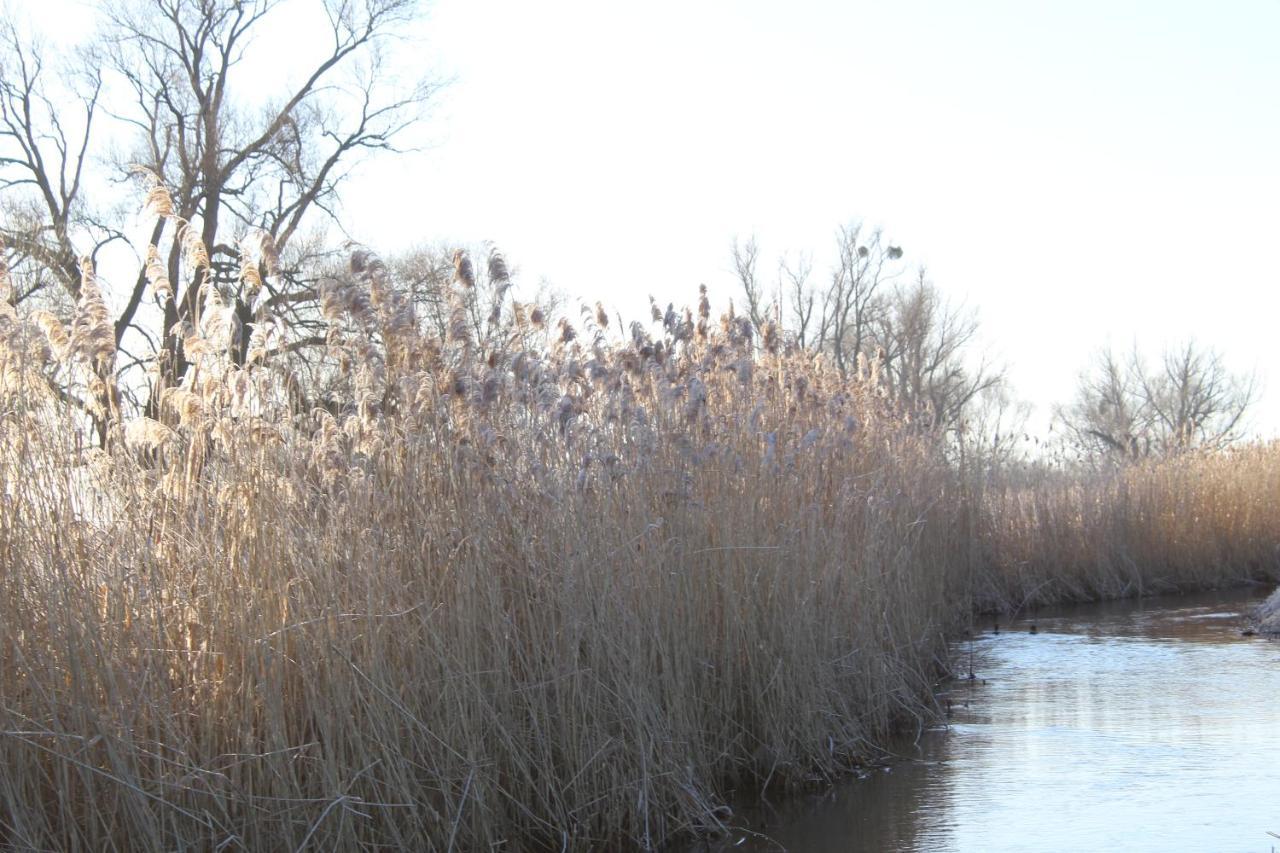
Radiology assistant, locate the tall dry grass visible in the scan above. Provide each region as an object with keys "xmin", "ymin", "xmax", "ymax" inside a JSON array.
[
  {"xmin": 2, "ymin": 212, "xmax": 1279, "ymax": 848},
  {"xmin": 976, "ymin": 447, "xmax": 1280, "ymax": 611},
  {"xmin": 0, "ymin": 240, "xmax": 974, "ymax": 849}
]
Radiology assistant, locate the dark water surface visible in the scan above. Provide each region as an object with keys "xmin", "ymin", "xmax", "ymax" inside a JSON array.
[{"xmin": 716, "ymin": 588, "xmax": 1280, "ymax": 852}]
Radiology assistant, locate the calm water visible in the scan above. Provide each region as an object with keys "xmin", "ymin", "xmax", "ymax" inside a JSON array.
[{"xmin": 718, "ymin": 588, "xmax": 1280, "ymax": 853}]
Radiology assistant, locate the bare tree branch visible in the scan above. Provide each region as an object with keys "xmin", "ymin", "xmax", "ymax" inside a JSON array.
[{"xmin": 1058, "ymin": 341, "xmax": 1253, "ymax": 458}]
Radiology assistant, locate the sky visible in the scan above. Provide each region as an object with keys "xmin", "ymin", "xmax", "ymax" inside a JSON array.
[{"xmin": 20, "ymin": 0, "xmax": 1280, "ymax": 437}]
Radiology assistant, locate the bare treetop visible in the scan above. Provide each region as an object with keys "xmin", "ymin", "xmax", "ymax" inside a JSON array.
[
  {"xmin": 735, "ymin": 223, "xmax": 1000, "ymax": 435},
  {"xmin": 1058, "ymin": 342, "xmax": 1254, "ymax": 458},
  {"xmin": 0, "ymin": 0, "xmax": 435, "ymax": 436}
]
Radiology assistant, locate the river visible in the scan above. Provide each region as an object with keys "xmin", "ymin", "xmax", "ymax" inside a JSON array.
[{"xmin": 712, "ymin": 588, "xmax": 1280, "ymax": 852}]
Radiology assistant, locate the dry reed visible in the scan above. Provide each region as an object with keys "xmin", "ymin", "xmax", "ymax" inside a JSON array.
[
  {"xmin": 0, "ymin": 236, "xmax": 973, "ymax": 849},
  {"xmin": 0, "ymin": 210, "xmax": 1277, "ymax": 850},
  {"xmin": 975, "ymin": 448, "xmax": 1280, "ymax": 610}
]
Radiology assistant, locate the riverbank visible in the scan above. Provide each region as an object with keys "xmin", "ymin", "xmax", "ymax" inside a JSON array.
[{"xmin": 1251, "ymin": 586, "xmax": 1280, "ymax": 634}]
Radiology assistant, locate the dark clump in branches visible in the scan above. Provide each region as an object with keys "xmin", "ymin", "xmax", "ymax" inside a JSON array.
[{"xmin": 732, "ymin": 223, "xmax": 1001, "ymax": 435}]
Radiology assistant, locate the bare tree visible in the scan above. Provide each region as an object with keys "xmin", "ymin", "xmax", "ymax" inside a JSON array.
[
  {"xmin": 0, "ymin": 0, "xmax": 435, "ymax": 428},
  {"xmin": 730, "ymin": 234, "xmax": 767, "ymax": 333},
  {"xmin": 816, "ymin": 223, "xmax": 903, "ymax": 377},
  {"xmin": 1058, "ymin": 347, "xmax": 1146, "ymax": 458},
  {"xmin": 1142, "ymin": 343, "xmax": 1254, "ymax": 452},
  {"xmin": 1058, "ymin": 342, "xmax": 1253, "ymax": 458},
  {"xmin": 963, "ymin": 381, "xmax": 1032, "ymax": 467},
  {"xmin": 737, "ymin": 223, "xmax": 903, "ymax": 373},
  {"xmin": 778, "ymin": 250, "xmax": 814, "ymax": 348},
  {"xmin": 735, "ymin": 223, "xmax": 996, "ymax": 433},
  {"xmin": 0, "ymin": 20, "xmax": 106, "ymax": 304},
  {"xmin": 871, "ymin": 272, "xmax": 1001, "ymax": 432}
]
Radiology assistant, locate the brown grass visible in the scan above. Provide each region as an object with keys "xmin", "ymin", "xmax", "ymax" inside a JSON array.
[
  {"xmin": 0, "ymin": 231, "xmax": 1277, "ymax": 849},
  {"xmin": 976, "ymin": 447, "xmax": 1280, "ymax": 611},
  {"xmin": 0, "ymin": 250, "xmax": 977, "ymax": 849}
]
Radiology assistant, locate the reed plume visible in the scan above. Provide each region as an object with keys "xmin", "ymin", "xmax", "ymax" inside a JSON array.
[{"xmin": 145, "ymin": 244, "xmax": 174, "ymax": 304}]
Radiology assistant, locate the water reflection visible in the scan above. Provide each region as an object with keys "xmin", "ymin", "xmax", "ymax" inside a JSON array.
[{"xmin": 716, "ymin": 588, "xmax": 1280, "ymax": 852}]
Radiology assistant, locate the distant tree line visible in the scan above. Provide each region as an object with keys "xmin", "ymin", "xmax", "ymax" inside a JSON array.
[
  {"xmin": 1058, "ymin": 343, "xmax": 1253, "ymax": 459},
  {"xmin": 730, "ymin": 227, "xmax": 1254, "ymax": 461}
]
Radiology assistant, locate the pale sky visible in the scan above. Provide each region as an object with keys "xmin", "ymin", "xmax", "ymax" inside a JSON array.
[{"xmin": 22, "ymin": 0, "xmax": 1280, "ymax": 437}]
